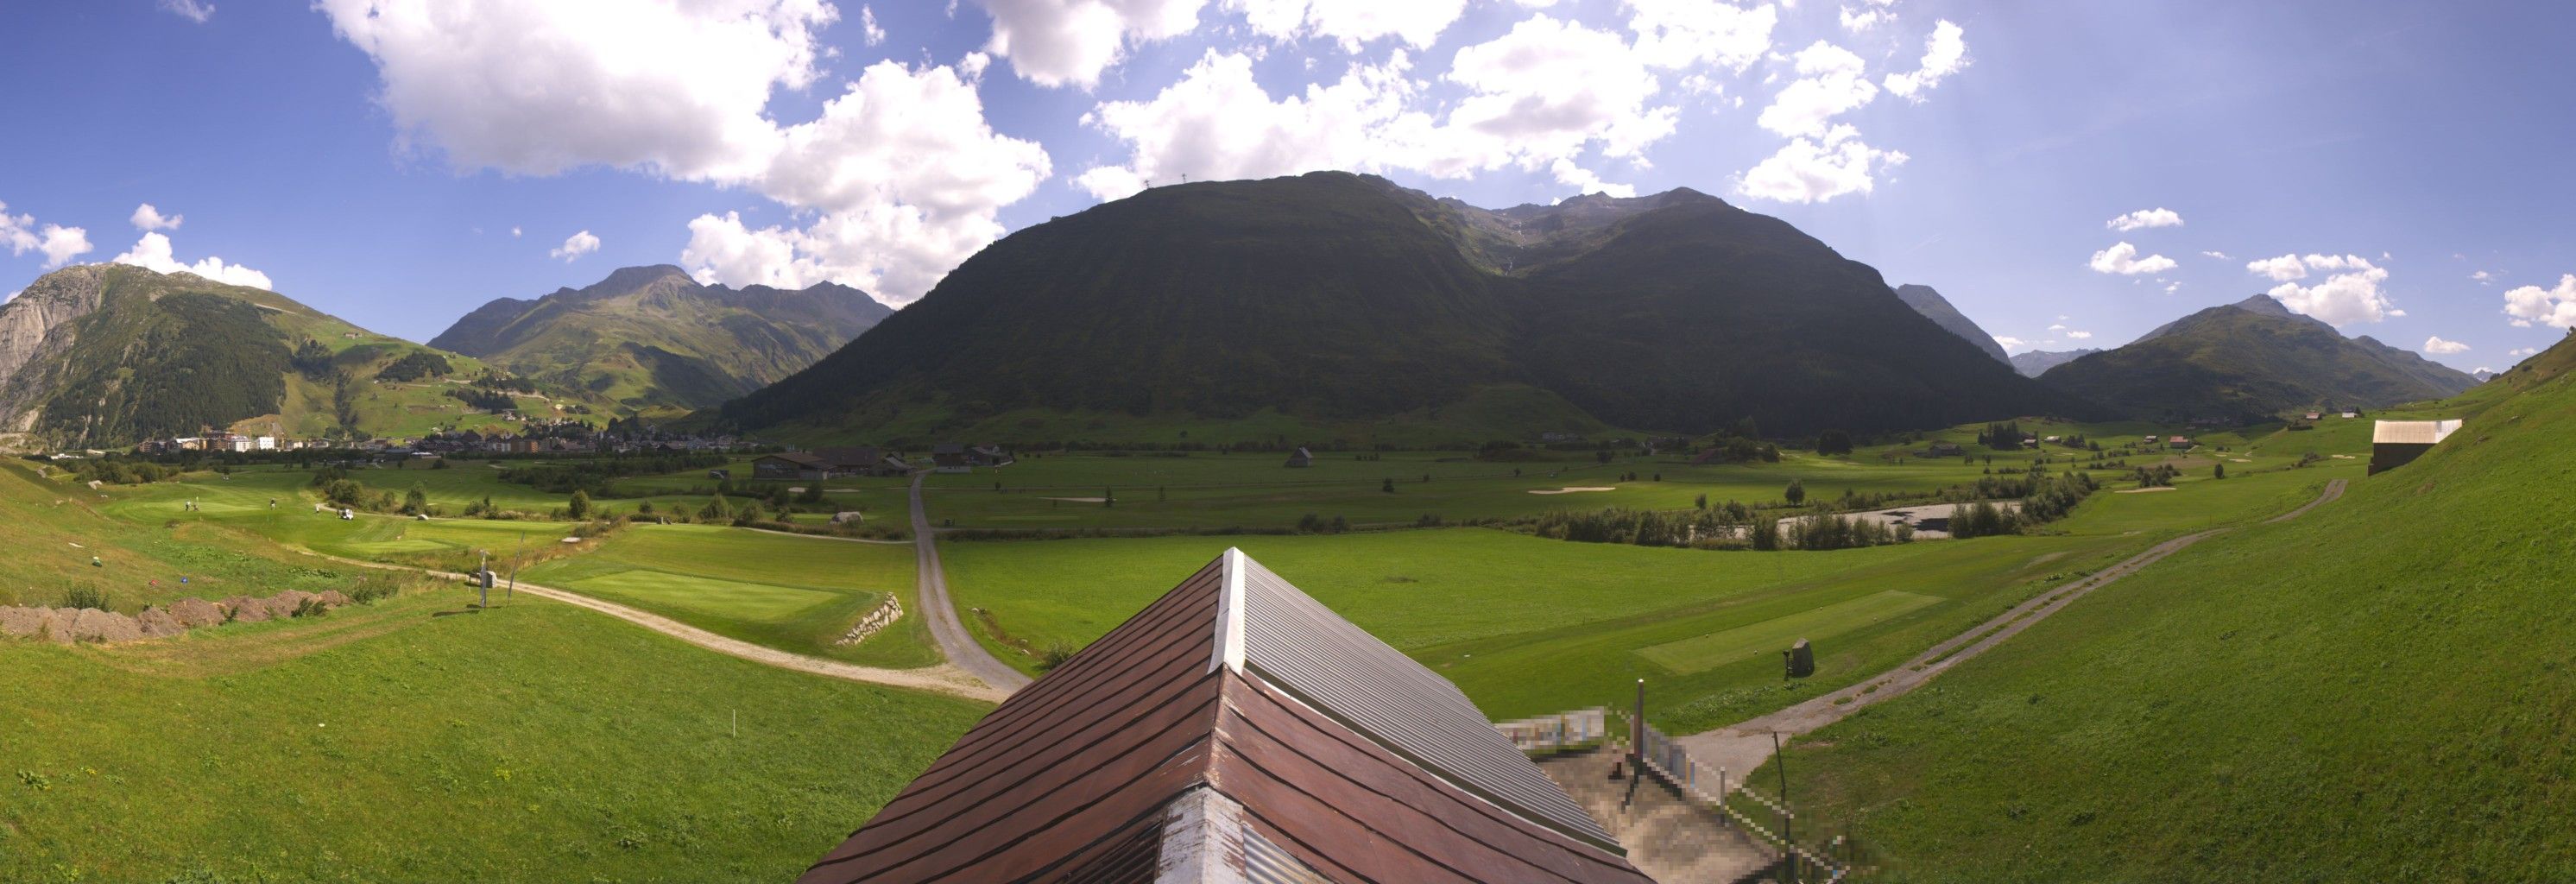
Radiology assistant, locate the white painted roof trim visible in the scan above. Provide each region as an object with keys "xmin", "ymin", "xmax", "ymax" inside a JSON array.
[{"xmin": 1211, "ymin": 547, "xmax": 1248, "ymax": 673}]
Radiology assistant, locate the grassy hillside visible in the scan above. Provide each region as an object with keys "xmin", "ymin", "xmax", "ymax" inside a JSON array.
[
  {"xmin": 0, "ymin": 264, "xmax": 590, "ymax": 446},
  {"xmin": 1, "ymin": 587, "xmax": 982, "ymax": 882},
  {"xmin": 432, "ymin": 265, "xmax": 890, "ymax": 415},
  {"xmin": 0, "ymin": 438, "xmax": 988, "ymax": 881},
  {"xmin": 2041, "ymin": 295, "xmax": 2478, "ymax": 422},
  {"xmin": 1778, "ymin": 337, "xmax": 2576, "ymax": 881},
  {"xmin": 722, "ymin": 172, "xmax": 2088, "ymax": 441}
]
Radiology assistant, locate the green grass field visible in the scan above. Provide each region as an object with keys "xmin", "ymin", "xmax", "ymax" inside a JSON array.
[
  {"xmin": 940, "ymin": 459, "xmax": 2355, "ymax": 730},
  {"xmin": 524, "ymin": 525, "xmax": 935, "ymax": 668},
  {"xmin": 1767, "ymin": 358, "xmax": 2573, "ymax": 879},
  {"xmin": 0, "ymin": 583, "xmax": 983, "ymax": 883},
  {"xmin": 1638, "ymin": 590, "xmax": 1942, "ymax": 674},
  {"xmin": 917, "ymin": 416, "xmax": 2340, "ymax": 531}
]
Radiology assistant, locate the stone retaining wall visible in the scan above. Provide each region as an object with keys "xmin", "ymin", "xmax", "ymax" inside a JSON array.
[{"xmin": 833, "ymin": 595, "xmax": 904, "ymax": 647}]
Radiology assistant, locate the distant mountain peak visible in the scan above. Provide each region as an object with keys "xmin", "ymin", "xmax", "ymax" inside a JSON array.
[
  {"xmin": 1893, "ymin": 283, "xmax": 2012, "ymax": 365},
  {"xmin": 2234, "ymin": 293, "xmax": 2295, "ymax": 316}
]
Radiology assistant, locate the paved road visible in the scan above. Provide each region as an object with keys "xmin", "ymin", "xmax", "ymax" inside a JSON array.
[
  {"xmin": 1676, "ymin": 477, "xmax": 2352, "ymax": 782},
  {"xmin": 300, "ymin": 549, "xmax": 1008, "ymax": 704},
  {"xmin": 908, "ymin": 471, "xmax": 1034, "ymax": 693}
]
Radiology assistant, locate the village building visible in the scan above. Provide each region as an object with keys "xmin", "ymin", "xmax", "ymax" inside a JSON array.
[
  {"xmin": 2168, "ymin": 436, "xmax": 2193, "ymax": 451},
  {"xmin": 753, "ymin": 451, "xmax": 831, "ymax": 481},
  {"xmin": 928, "ymin": 442, "xmax": 970, "ymax": 473},
  {"xmin": 1284, "ymin": 445, "xmax": 1314, "ymax": 467},
  {"xmin": 2370, "ymin": 419, "xmax": 2461, "ymax": 475},
  {"xmin": 798, "ymin": 550, "xmax": 1657, "ymax": 884},
  {"xmin": 811, "ymin": 445, "xmax": 910, "ymax": 477}
]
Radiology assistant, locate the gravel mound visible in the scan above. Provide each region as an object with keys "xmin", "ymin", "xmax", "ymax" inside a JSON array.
[
  {"xmin": 167, "ymin": 597, "xmax": 224, "ymax": 628},
  {"xmin": 136, "ymin": 607, "xmax": 186, "ymax": 638},
  {"xmin": 70, "ymin": 608, "xmax": 142, "ymax": 642}
]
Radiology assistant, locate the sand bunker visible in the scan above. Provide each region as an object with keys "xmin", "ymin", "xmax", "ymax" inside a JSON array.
[
  {"xmin": 1528, "ymin": 487, "xmax": 1619, "ymax": 495},
  {"xmin": 2230, "ymin": 458, "xmax": 2252, "ymax": 463},
  {"xmin": 2116, "ymin": 487, "xmax": 2179, "ymax": 494}
]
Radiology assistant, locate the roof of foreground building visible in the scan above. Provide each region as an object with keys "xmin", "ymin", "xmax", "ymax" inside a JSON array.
[{"xmin": 799, "ymin": 548, "xmax": 1653, "ymax": 884}]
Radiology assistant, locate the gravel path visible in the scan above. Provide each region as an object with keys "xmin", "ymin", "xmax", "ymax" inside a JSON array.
[
  {"xmin": 1676, "ymin": 477, "xmax": 2350, "ymax": 782},
  {"xmin": 301, "ymin": 548, "xmax": 1008, "ymax": 704},
  {"xmin": 909, "ymin": 471, "xmax": 1035, "ymax": 693}
]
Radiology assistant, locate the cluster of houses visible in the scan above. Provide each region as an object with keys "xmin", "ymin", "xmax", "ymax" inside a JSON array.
[
  {"xmin": 750, "ymin": 443, "xmax": 1013, "ymax": 480},
  {"xmin": 133, "ymin": 424, "xmax": 758, "ymax": 458},
  {"xmin": 135, "ymin": 433, "xmax": 287, "ymax": 454}
]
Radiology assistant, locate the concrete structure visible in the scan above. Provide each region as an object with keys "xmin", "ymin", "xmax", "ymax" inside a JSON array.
[{"xmin": 2370, "ymin": 419, "xmax": 2461, "ymax": 475}]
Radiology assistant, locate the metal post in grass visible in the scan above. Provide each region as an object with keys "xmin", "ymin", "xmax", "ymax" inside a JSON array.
[
  {"xmin": 508, "ymin": 532, "xmax": 526, "ymax": 601},
  {"xmin": 1775, "ymin": 729, "xmax": 1795, "ymax": 881}
]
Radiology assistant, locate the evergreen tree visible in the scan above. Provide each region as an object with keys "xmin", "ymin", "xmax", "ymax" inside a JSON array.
[
  {"xmin": 568, "ymin": 489, "xmax": 591, "ymax": 520},
  {"xmin": 1784, "ymin": 479, "xmax": 1806, "ymax": 506}
]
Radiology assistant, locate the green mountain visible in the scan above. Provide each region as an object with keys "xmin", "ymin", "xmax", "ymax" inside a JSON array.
[
  {"xmin": 1894, "ymin": 284, "xmax": 2011, "ymax": 364},
  {"xmin": 2038, "ymin": 295, "xmax": 2478, "ymax": 422},
  {"xmin": 720, "ymin": 172, "xmax": 2087, "ymax": 440},
  {"xmin": 431, "ymin": 265, "xmax": 892, "ymax": 415},
  {"xmin": 2008, "ymin": 348, "xmax": 2098, "ymax": 377},
  {"xmin": 0, "ymin": 264, "xmax": 547, "ymax": 447}
]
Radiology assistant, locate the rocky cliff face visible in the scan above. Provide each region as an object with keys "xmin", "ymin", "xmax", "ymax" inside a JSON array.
[{"xmin": 0, "ymin": 265, "xmax": 110, "ymax": 434}]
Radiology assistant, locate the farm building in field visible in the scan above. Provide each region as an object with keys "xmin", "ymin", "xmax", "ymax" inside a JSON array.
[
  {"xmin": 2370, "ymin": 419, "xmax": 2461, "ymax": 475},
  {"xmin": 1284, "ymin": 445, "xmax": 1314, "ymax": 467},
  {"xmin": 799, "ymin": 550, "xmax": 1657, "ymax": 884},
  {"xmin": 969, "ymin": 444, "xmax": 1015, "ymax": 467},
  {"xmin": 812, "ymin": 445, "xmax": 909, "ymax": 477},
  {"xmin": 929, "ymin": 443, "xmax": 970, "ymax": 473},
  {"xmin": 2168, "ymin": 436, "xmax": 2193, "ymax": 451},
  {"xmin": 753, "ymin": 451, "xmax": 829, "ymax": 481}
]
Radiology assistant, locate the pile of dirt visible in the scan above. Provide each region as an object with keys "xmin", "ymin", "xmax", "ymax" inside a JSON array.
[{"xmin": 0, "ymin": 587, "xmax": 370, "ymax": 645}]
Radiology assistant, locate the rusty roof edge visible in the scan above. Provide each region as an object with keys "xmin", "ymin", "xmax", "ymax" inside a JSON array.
[{"xmin": 1231, "ymin": 660, "xmax": 1632, "ymax": 858}]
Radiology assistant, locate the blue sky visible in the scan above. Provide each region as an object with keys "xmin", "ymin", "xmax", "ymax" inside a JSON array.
[{"xmin": 2, "ymin": 0, "xmax": 2568, "ymax": 373}]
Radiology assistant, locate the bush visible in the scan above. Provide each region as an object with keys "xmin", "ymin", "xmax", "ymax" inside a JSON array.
[
  {"xmin": 60, "ymin": 584, "xmax": 110, "ymax": 610},
  {"xmin": 290, "ymin": 597, "xmax": 331, "ymax": 618}
]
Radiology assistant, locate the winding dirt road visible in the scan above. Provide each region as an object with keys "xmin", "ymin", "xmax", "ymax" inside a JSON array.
[
  {"xmin": 1676, "ymin": 477, "xmax": 2351, "ymax": 780},
  {"xmin": 907, "ymin": 471, "xmax": 1034, "ymax": 693},
  {"xmin": 301, "ymin": 548, "xmax": 1009, "ymax": 704}
]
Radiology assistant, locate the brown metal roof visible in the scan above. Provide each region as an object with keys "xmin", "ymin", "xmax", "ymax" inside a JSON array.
[{"xmin": 801, "ymin": 551, "xmax": 1653, "ymax": 884}]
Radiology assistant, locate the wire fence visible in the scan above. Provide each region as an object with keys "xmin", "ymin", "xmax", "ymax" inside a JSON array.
[{"xmin": 1607, "ymin": 708, "xmax": 1872, "ymax": 882}]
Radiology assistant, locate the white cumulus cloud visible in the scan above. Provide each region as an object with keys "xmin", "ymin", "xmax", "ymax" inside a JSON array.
[
  {"xmin": 111, "ymin": 232, "xmax": 273, "ymax": 289},
  {"xmin": 550, "ymin": 230, "xmax": 601, "ymax": 262},
  {"xmin": 860, "ymin": 4, "xmax": 887, "ymax": 45},
  {"xmin": 2470, "ymin": 269, "xmax": 2495, "ymax": 284},
  {"xmin": 1881, "ymin": 19, "xmax": 1966, "ymax": 100},
  {"xmin": 1738, "ymin": 124, "xmax": 1904, "ymax": 203},
  {"xmin": 1, "ymin": 201, "xmax": 94, "ymax": 269},
  {"xmin": 1992, "ymin": 335, "xmax": 2025, "ymax": 350},
  {"xmin": 978, "ymin": 0, "xmax": 1207, "ymax": 88},
  {"xmin": 2502, "ymin": 274, "xmax": 2576, "ymax": 330},
  {"xmin": 2065, "ymin": 330, "xmax": 2093, "ymax": 339},
  {"xmin": 2422, "ymin": 336, "xmax": 2469, "ymax": 355},
  {"xmin": 2509, "ymin": 346, "xmax": 2540, "ymax": 357},
  {"xmin": 2106, "ymin": 207, "xmax": 2181, "ymax": 232},
  {"xmin": 322, "ymin": 0, "xmax": 1050, "ymax": 303},
  {"xmin": 1757, "ymin": 41, "xmax": 1876, "ymax": 138},
  {"xmin": 1078, "ymin": 15, "xmax": 1673, "ymax": 204},
  {"xmin": 130, "ymin": 204, "xmax": 185, "ymax": 231},
  {"xmin": 2252, "ymin": 254, "xmax": 2393, "ymax": 325},
  {"xmin": 1227, "ymin": 0, "xmax": 1469, "ymax": 50},
  {"xmin": 1625, "ymin": 0, "xmax": 1779, "ymax": 73},
  {"xmin": 161, "ymin": 0, "xmax": 215, "ymax": 23},
  {"xmin": 2089, "ymin": 242, "xmax": 2176, "ymax": 275}
]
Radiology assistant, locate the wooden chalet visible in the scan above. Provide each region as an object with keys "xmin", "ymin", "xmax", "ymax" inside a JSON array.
[
  {"xmin": 1283, "ymin": 446, "xmax": 1314, "ymax": 468},
  {"xmin": 800, "ymin": 550, "xmax": 1655, "ymax": 884}
]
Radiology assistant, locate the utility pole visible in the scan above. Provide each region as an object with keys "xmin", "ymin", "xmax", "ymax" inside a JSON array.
[{"xmin": 507, "ymin": 532, "xmax": 526, "ymax": 601}]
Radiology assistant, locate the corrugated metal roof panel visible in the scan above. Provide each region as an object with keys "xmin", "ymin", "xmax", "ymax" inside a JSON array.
[{"xmin": 1232, "ymin": 556, "xmax": 1621, "ymax": 850}]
